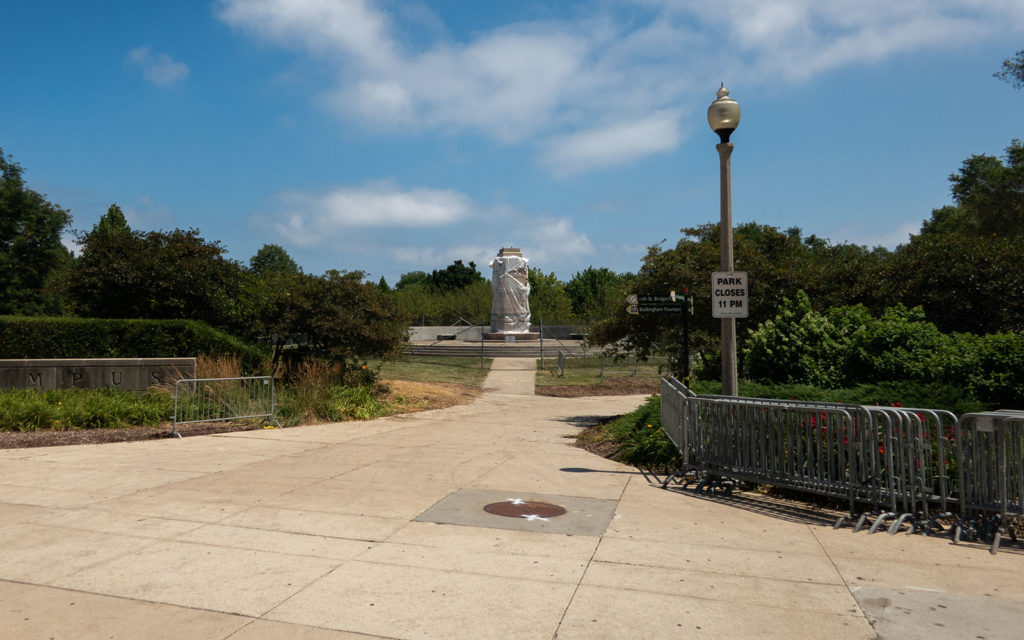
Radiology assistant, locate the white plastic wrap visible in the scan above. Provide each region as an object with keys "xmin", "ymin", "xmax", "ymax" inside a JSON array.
[{"xmin": 489, "ymin": 253, "xmax": 531, "ymax": 333}]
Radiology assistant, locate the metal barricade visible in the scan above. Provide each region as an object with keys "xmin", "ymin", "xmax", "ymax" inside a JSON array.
[
  {"xmin": 954, "ymin": 412, "xmax": 1024, "ymax": 553},
  {"xmin": 660, "ymin": 377, "xmax": 694, "ymax": 464},
  {"xmin": 856, "ymin": 407, "xmax": 958, "ymax": 535},
  {"xmin": 656, "ymin": 378, "xmax": 1005, "ymax": 545},
  {"xmin": 172, "ymin": 376, "xmax": 280, "ymax": 437}
]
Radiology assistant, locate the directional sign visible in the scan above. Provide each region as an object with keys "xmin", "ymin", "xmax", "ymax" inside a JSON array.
[
  {"xmin": 635, "ymin": 304, "xmax": 684, "ymax": 314},
  {"xmin": 711, "ymin": 271, "xmax": 749, "ymax": 318},
  {"xmin": 627, "ymin": 293, "xmax": 684, "ymax": 304},
  {"xmin": 637, "ymin": 295, "xmax": 678, "ymax": 304}
]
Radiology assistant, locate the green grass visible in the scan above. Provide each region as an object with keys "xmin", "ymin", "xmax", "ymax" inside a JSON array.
[
  {"xmin": 0, "ymin": 388, "xmax": 173, "ymax": 432},
  {"xmin": 372, "ymin": 356, "xmax": 492, "ymax": 387},
  {"xmin": 535, "ymin": 357, "xmax": 667, "ymax": 387}
]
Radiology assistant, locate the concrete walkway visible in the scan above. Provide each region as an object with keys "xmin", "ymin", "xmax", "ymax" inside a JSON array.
[{"xmin": 1, "ymin": 359, "xmax": 1023, "ymax": 639}]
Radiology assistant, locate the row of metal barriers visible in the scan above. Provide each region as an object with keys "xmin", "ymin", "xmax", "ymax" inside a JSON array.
[{"xmin": 660, "ymin": 377, "xmax": 1024, "ymax": 553}]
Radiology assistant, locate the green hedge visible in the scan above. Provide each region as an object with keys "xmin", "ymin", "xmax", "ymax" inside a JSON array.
[
  {"xmin": 742, "ymin": 292, "xmax": 1024, "ymax": 408},
  {"xmin": 0, "ymin": 316, "xmax": 267, "ymax": 370}
]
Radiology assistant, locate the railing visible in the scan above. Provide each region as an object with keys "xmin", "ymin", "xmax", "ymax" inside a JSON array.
[
  {"xmin": 659, "ymin": 378, "xmax": 1022, "ymax": 553},
  {"xmin": 954, "ymin": 412, "xmax": 1024, "ymax": 551},
  {"xmin": 554, "ymin": 352, "xmax": 670, "ymax": 378},
  {"xmin": 172, "ymin": 376, "xmax": 280, "ymax": 437}
]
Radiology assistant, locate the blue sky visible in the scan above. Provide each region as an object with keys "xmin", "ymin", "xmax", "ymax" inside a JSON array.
[{"xmin": 2, "ymin": 1, "xmax": 1023, "ymax": 285}]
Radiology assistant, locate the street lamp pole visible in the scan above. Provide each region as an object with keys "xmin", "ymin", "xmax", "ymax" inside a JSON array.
[{"xmin": 708, "ymin": 84, "xmax": 740, "ymax": 396}]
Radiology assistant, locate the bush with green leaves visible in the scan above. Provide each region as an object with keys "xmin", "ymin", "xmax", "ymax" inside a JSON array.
[
  {"xmin": 0, "ymin": 388, "xmax": 172, "ymax": 432},
  {"xmin": 0, "ymin": 316, "xmax": 267, "ymax": 371},
  {"xmin": 741, "ymin": 292, "xmax": 1023, "ymax": 408},
  {"xmin": 600, "ymin": 396, "xmax": 680, "ymax": 469}
]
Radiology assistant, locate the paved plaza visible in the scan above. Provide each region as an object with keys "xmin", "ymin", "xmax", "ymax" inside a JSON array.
[{"xmin": 1, "ymin": 358, "xmax": 1023, "ymax": 639}]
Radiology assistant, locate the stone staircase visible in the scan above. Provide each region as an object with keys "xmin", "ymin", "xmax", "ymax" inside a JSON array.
[{"xmin": 404, "ymin": 341, "xmax": 586, "ymax": 358}]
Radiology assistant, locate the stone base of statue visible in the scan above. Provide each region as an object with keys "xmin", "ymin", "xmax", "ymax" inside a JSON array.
[{"xmin": 483, "ymin": 332, "xmax": 540, "ymax": 341}]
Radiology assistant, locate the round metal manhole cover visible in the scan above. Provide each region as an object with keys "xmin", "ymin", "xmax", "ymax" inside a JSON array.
[{"xmin": 483, "ymin": 500, "xmax": 567, "ymax": 519}]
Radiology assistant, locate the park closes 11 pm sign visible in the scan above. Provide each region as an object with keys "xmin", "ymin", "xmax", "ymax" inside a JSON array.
[{"xmin": 711, "ymin": 271, "xmax": 748, "ymax": 318}]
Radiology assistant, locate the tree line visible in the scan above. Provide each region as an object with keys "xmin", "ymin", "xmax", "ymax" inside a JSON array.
[
  {"xmin": 591, "ymin": 139, "xmax": 1024, "ymax": 385},
  {"xmin": 2, "ymin": 136, "xmax": 1021, "ymax": 370},
  {"xmin": 385, "ymin": 261, "xmax": 630, "ymax": 327},
  {"xmin": 0, "ymin": 154, "xmax": 406, "ymax": 373},
  {"xmin": 2, "ymin": 49, "xmax": 1020, "ymax": 376}
]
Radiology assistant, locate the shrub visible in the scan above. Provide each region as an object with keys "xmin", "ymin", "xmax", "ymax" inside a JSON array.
[
  {"xmin": 327, "ymin": 385, "xmax": 391, "ymax": 421},
  {"xmin": 0, "ymin": 388, "xmax": 172, "ymax": 431},
  {"xmin": 603, "ymin": 396, "xmax": 680, "ymax": 469},
  {"xmin": 0, "ymin": 316, "xmax": 267, "ymax": 371},
  {"xmin": 740, "ymin": 292, "xmax": 1024, "ymax": 408}
]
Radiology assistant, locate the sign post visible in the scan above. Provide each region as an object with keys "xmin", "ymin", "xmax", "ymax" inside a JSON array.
[{"xmin": 625, "ymin": 291, "xmax": 693, "ymax": 381}]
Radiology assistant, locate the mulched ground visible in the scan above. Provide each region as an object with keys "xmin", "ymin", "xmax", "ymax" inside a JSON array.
[
  {"xmin": 0, "ymin": 421, "xmax": 270, "ymax": 449},
  {"xmin": 536, "ymin": 376, "xmax": 661, "ymax": 397}
]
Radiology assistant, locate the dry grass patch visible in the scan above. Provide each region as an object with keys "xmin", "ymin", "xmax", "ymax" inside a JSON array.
[{"xmin": 381, "ymin": 379, "xmax": 482, "ymax": 412}]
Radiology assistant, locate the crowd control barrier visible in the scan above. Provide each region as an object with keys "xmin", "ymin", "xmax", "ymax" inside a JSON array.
[
  {"xmin": 659, "ymin": 378, "xmax": 1022, "ymax": 553},
  {"xmin": 172, "ymin": 376, "xmax": 280, "ymax": 437}
]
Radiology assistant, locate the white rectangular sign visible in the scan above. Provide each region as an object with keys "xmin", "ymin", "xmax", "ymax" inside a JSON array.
[{"xmin": 711, "ymin": 271, "xmax": 748, "ymax": 318}]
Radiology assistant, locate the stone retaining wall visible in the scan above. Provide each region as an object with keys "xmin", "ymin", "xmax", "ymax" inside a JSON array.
[{"xmin": 0, "ymin": 358, "xmax": 196, "ymax": 391}]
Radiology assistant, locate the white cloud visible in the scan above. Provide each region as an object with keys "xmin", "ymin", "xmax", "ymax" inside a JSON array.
[
  {"xmin": 830, "ymin": 220, "xmax": 919, "ymax": 249},
  {"xmin": 121, "ymin": 196, "xmax": 176, "ymax": 230},
  {"xmin": 542, "ymin": 110, "xmax": 682, "ymax": 177},
  {"xmin": 61, "ymin": 232, "xmax": 81, "ymax": 256},
  {"xmin": 126, "ymin": 47, "xmax": 189, "ymax": 86},
  {"xmin": 636, "ymin": 0, "xmax": 1019, "ymax": 81},
  {"xmin": 522, "ymin": 217, "xmax": 595, "ymax": 263},
  {"xmin": 389, "ymin": 244, "xmax": 492, "ymax": 270},
  {"xmin": 384, "ymin": 214, "xmax": 593, "ymax": 273},
  {"xmin": 264, "ymin": 182, "xmax": 472, "ymax": 246},
  {"xmin": 217, "ymin": 0, "xmax": 400, "ymax": 69},
  {"xmin": 219, "ymin": 0, "xmax": 1023, "ymax": 173}
]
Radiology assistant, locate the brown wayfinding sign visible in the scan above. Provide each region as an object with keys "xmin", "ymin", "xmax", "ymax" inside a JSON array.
[{"xmin": 711, "ymin": 271, "xmax": 748, "ymax": 318}]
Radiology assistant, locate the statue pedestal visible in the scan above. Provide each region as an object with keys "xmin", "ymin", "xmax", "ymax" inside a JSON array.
[{"xmin": 483, "ymin": 332, "xmax": 540, "ymax": 342}]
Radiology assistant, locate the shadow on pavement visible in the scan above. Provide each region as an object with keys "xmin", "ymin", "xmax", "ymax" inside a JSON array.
[
  {"xmin": 556, "ymin": 415, "xmax": 613, "ymax": 428},
  {"xmin": 660, "ymin": 485, "xmax": 843, "ymax": 527}
]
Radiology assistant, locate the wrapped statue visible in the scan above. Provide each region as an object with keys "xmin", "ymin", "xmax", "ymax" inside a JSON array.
[{"xmin": 488, "ymin": 248, "xmax": 532, "ymax": 336}]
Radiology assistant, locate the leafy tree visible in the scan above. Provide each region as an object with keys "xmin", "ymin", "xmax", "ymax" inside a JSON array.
[
  {"xmin": 921, "ymin": 140, "xmax": 1024, "ymax": 237},
  {"xmin": 429, "ymin": 259, "xmax": 484, "ymax": 292},
  {"xmin": 565, "ymin": 266, "xmax": 626, "ymax": 324},
  {"xmin": 895, "ymin": 140, "xmax": 1024, "ymax": 333},
  {"xmin": 391, "ymin": 261, "xmax": 489, "ymax": 324},
  {"xmin": 527, "ymin": 268, "xmax": 574, "ymax": 324},
  {"xmin": 881, "ymin": 231, "xmax": 1023, "ymax": 334},
  {"xmin": 395, "ymin": 270, "xmax": 430, "ymax": 290},
  {"xmin": 93, "ymin": 203, "xmax": 130, "ymax": 238},
  {"xmin": 0, "ymin": 148, "xmax": 73, "ymax": 315},
  {"xmin": 249, "ymin": 243, "xmax": 299, "ymax": 276},
  {"xmin": 392, "ymin": 279, "xmax": 491, "ymax": 325},
  {"xmin": 995, "ymin": 49, "xmax": 1024, "ymax": 89},
  {"xmin": 71, "ymin": 219, "xmax": 248, "ymax": 332},
  {"xmin": 742, "ymin": 291, "xmax": 850, "ymax": 388},
  {"xmin": 377, "ymin": 276, "xmax": 390, "ymax": 292},
  {"xmin": 589, "ymin": 223, "xmax": 888, "ymax": 377},
  {"xmin": 251, "ymin": 270, "xmax": 408, "ymax": 372}
]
